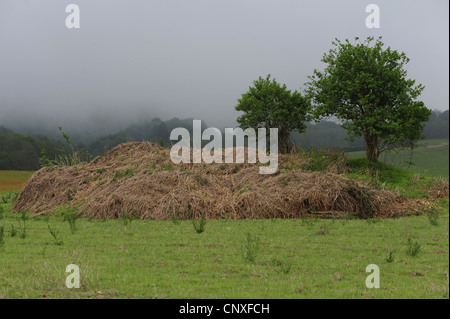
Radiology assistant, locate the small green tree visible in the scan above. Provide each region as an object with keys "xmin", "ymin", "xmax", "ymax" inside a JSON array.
[
  {"xmin": 235, "ymin": 75, "xmax": 310, "ymax": 153},
  {"xmin": 306, "ymin": 37, "xmax": 431, "ymax": 162}
]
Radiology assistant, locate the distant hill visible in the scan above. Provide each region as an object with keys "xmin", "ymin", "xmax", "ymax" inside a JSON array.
[
  {"xmin": 0, "ymin": 109, "xmax": 447, "ymax": 170},
  {"xmin": 0, "ymin": 129, "xmax": 67, "ymax": 170}
]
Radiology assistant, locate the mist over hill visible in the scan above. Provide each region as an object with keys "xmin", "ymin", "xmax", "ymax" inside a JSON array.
[{"xmin": 1, "ymin": 109, "xmax": 447, "ymax": 170}]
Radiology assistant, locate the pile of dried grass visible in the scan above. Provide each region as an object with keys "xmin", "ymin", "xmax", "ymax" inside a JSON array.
[{"xmin": 13, "ymin": 142, "xmax": 446, "ymax": 220}]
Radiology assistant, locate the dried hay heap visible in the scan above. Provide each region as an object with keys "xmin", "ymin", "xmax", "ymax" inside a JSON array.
[{"xmin": 13, "ymin": 142, "xmax": 447, "ymax": 220}]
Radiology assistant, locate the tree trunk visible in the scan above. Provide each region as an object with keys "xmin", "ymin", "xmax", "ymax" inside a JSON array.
[
  {"xmin": 365, "ymin": 134, "xmax": 379, "ymax": 162},
  {"xmin": 279, "ymin": 132, "xmax": 292, "ymax": 154}
]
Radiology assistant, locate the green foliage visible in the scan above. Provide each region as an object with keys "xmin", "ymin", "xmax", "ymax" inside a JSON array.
[
  {"xmin": 243, "ymin": 233, "xmax": 260, "ymax": 264},
  {"xmin": 47, "ymin": 224, "xmax": 64, "ymax": 246},
  {"xmin": 40, "ymin": 149, "xmax": 54, "ymax": 167},
  {"xmin": 19, "ymin": 211, "xmax": 29, "ymax": 239},
  {"xmin": 120, "ymin": 208, "xmax": 137, "ymax": 225},
  {"xmin": 113, "ymin": 169, "xmax": 134, "ymax": 182},
  {"xmin": 406, "ymin": 238, "xmax": 421, "ymax": 257},
  {"xmin": 52, "ymin": 126, "xmax": 91, "ymax": 167},
  {"xmin": 195, "ymin": 174, "xmax": 209, "ymax": 186},
  {"xmin": 347, "ymin": 138, "xmax": 449, "ymax": 180},
  {"xmin": 0, "ymin": 131, "xmax": 67, "ymax": 170},
  {"xmin": 427, "ymin": 208, "xmax": 440, "ymax": 226},
  {"xmin": 307, "ymin": 37, "xmax": 431, "ymax": 162},
  {"xmin": 10, "ymin": 224, "xmax": 17, "ymax": 237},
  {"xmin": 171, "ymin": 213, "xmax": 181, "ymax": 225},
  {"xmin": 0, "ymin": 225, "xmax": 4, "ymax": 248},
  {"xmin": 385, "ymin": 251, "xmax": 395, "ymax": 263},
  {"xmin": 0, "ymin": 191, "xmax": 19, "ymax": 204},
  {"xmin": 235, "ymin": 74, "xmax": 310, "ymax": 153},
  {"xmin": 192, "ymin": 215, "xmax": 207, "ymax": 234},
  {"xmin": 63, "ymin": 208, "xmax": 79, "ymax": 234}
]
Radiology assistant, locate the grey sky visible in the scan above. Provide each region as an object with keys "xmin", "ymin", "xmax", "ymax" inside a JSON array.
[{"xmin": 0, "ymin": 0, "xmax": 448, "ymax": 130}]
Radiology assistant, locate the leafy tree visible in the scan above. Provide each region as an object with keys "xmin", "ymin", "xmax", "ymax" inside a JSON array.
[
  {"xmin": 235, "ymin": 75, "xmax": 310, "ymax": 153},
  {"xmin": 306, "ymin": 37, "xmax": 431, "ymax": 162}
]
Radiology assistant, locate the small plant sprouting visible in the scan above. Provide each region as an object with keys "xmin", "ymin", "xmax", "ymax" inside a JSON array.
[
  {"xmin": 120, "ymin": 208, "xmax": 136, "ymax": 226},
  {"xmin": 40, "ymin": 149, "xmax": 54, "ymax": 167},
  {"xmin": 10, "ymin": 224, "xmax": 17, "ymax": 237},
  {"xmin": 385, "ymin": 251, "xmax": 395, "ymax": 263},
  {"xmin": 243, "ymin": 233, "xmax": 260, "ymax": 264},
  {"xmin": 113, "ymin": 168, "xmax": 134, "ymax": 182},
  {"xmin": 171, "ymin": 213, "xmax": 181, "ymax": 225},
  {"xmin": 192, "ymin": 215, "xmax": 207, "ymax": 234},
  {"xmin": 62, "ymin": 207, "xmax": 78, "ymax": 234},
  {"xmin": 427, "ymin": 208, "xmax": 439, "ymax": 226},
  {"xmin": 47, "ymin": 224, "xmax": 64, "ymax": 246},
  {"xmin": 406, "ymin": 238, "xmax": 421, "ymax": 257},
  {"xmin": 1, "ymin": 191, "xmax": 19, "ymax": 204},
  {"xmin": 195, "ymin": 174, "xmax": 209, "ymax": 186},
  {"xmin": 19, "ymin": 211, "xmax": 29, "ymax": 239},
  {"xmin": 0, "ymin": 225, "xmax": 4, "ymax": 248}
]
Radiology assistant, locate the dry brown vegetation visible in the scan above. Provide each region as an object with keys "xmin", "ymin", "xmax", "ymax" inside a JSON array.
[{"xmin": 13, "ymin": 142, "xmax": 447, "ymax": 220}]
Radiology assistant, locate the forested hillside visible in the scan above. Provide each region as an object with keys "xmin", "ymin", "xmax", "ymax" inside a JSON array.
[{"xmin": 0, "ymin": 110, "xmax": 448, "ymax": 170}]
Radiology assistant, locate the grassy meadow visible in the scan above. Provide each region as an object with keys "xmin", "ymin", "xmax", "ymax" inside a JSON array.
[
  {"xmin": 0, "ymin": 200, "xmax": 448, "ymax": 299},
  {"xmin": 0, "ymin": 148, "xmax": 449, "ymax": 299},
  {"xmin": 347, "ymin": 139, "xmax": 449, "ymax": 180}
]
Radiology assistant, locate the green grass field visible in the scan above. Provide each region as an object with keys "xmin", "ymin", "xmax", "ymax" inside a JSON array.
[
  {"xmin": 347, "ymin": 139, "xmax": 449, "ymax": 180},
  {"xmin": 0, "ymin": 156, "xmax": 448, "ymax": 299},
  {"xmin": 0, "ymin": 199, "xmax": 448, "ymax": 299}
]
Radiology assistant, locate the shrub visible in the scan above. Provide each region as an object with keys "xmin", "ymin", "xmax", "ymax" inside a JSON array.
[
  {"xmin": 192, "ymin": 215, "xmax": 206, "ymax": 234},
  {"xmin": 243, "ymin": 233, "xmax": 260, "ymax": 264},
  {"xmin": 406, "ymin": 238, "xmax": 421, "ymax": 257}
]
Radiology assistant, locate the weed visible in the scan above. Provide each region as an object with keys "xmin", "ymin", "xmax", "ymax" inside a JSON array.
[
  {"xmin": 40, "ymin": 149, "xmax": 54, "ymax": 167},
  {"xmin": 385, "ymin": 251, "xmax": 395, "ymax": 263},
  {"xmin": 406, "ymin": 238, "xmax": 421, "ymax": 257},
  {"xmin": 243, "ymin": 233, "xmax": 259, "ymax": 264},
  {"xmin": 52, "ymin": 127, "xmax": 92, "ymax": 166},
  {"xmin": 10, "ymin": 224, "xmax": 17, "ymax": 237},
  {"xmin": 62, "ymin": 207, "xmax": 78, "ymax": 234},
  {"xmin": 0, "ymin": 225, "xmax": 4, "ymax": 248},
  {"xmin": 427, "ymin": 208, "xmax": 439, "ymax": 226},
  {"xmin": 192, "ymin": 215, "xmax": 206, "ymax": 234},
  {"xmin": 366, "ymin": 218, "xmax": 382, "ymax": 224},
  {"xmin": 113, "ymin": 169, "xmax": 134, "ymax": 182},
  {"xmin": 160, "ymin": 164, "xmax": 174, "ymax": 171},
  {"xmin": 18, "ymin": 211, "xmax": 29, "ymax": 239},
  {"xmin": 120, "ymin": 208, "xmax": 136, "ymax": 226},
  {"xmin": 1, "ymin": 191, "xmax": 19, "ymax": 204},
  {"xmin": 195, "ymin": 174, "xmax": 209, "ymax": 186},
  {"xmin": 171, "ymin": 213, "xmax": 181, "ymax": 225},
  {"xmin": 47, "ymin": 224, "xmax": 64, "ymax": 246},
  {"xmin": 0, "ymin": 206, "xmax": 3, "ymax": 219},
  {"xmin": 96, "ymin": 168, "xmax": 106, "ymax": 174}
]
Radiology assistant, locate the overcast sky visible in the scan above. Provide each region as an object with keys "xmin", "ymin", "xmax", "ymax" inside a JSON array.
[{"xmin": 0, "ymin": 0, "xmax": 448, "ymax": 130}]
